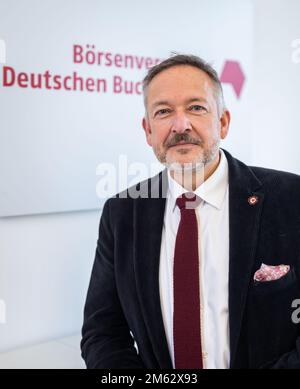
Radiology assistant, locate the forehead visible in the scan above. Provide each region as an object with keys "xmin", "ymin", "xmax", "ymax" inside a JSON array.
[{"xmin": 146, "ymin": 65, "xmax": 216, "ymax": 107}]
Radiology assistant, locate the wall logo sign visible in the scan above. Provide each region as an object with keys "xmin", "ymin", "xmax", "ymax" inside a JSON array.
[
  {"xmin": 0, "ymin": 299, "xmax": 6, "ymax": 324},
  {"xmin": 0, "ymin": 42, "xmax": 246, "ymax": 98},
  {"xmin": 220, "ymin": 60, "xmax": 245, "ymax": 98},
  {"xmin": 291, "ymin": 38, "xmax": 300, "ymax": 64},
  {"xmin": 0, "ymin": 38, "xmax": 6, "ymax": 64}
]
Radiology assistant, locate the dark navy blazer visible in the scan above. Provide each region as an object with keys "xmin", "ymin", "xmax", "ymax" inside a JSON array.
[{"xmin": 81, "ymin": 149, "xmax": 300, "ymax": 369}]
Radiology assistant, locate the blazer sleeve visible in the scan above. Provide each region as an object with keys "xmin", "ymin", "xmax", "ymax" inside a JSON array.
[{"xmin": 81, "ymin": 199, "xmax": 145, "ymax": 368}]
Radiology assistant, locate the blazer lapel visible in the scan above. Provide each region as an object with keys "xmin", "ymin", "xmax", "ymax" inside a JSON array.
[
  {"xmin": 223, "ymin": 149, "xmax": 265, "ymax": 368},
  {"xmin": 133, "ymin": 169, "xmax": 173, "ymax": 368}
]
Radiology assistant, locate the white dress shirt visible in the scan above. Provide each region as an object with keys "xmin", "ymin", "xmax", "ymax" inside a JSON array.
[{"xmin": 159, "ymin": 149, "xmax": 230, "ymax": 369}]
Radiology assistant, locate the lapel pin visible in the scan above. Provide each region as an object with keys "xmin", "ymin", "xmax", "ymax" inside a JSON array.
[{"xmin": 248, "ymin": 195, "xmax": 259, "ymax": 206}]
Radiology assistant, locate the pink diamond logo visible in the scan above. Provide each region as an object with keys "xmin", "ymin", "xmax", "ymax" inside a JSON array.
[{"xmin": 220, "ymin": 60, "xmax": 245, "ymax": 99}]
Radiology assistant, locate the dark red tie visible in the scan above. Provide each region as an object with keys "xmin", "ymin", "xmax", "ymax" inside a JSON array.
[{"xmin": 173, "ymin": 192, "xmax": 203, "ymax": 369}]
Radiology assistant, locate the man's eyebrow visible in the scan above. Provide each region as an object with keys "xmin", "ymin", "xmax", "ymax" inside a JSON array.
[{"xmin": 151, "ymin": 100, "xmax": 170, "ymax": 109}]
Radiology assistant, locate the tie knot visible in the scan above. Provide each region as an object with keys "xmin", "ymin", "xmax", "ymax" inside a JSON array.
[{"xmin": 176, "ymin": 192, "xmax": 201, "ymax": 210}]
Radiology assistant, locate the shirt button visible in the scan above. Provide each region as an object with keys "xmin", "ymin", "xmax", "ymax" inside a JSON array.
[{"xmin": 202, "ymin": 352, "xmax": 208, "ymax": 359}]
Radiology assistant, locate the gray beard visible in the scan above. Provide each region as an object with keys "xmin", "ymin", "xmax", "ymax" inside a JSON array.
[{"xmin": 155, "ymin": 138, "xmax": 220, "ymax": 169}]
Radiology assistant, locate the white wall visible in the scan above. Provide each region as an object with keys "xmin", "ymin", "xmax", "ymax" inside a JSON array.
[
  {"xmin": 0, "ymin": 211, "xmax": 99, "ymax": 352},
  {"xmin": 252, "ymin": 0, "xmax": 300, "ymax": 172}
]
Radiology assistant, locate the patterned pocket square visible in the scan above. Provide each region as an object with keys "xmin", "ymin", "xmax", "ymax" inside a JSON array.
[{"xmin": 254, "ymin": 263, "xmax": 290, "ymax": 282}]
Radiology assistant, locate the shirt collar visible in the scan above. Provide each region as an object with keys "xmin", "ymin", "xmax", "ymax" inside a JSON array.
[{"xmin": 167, "ymin": 149, "xmax": 229, "ymax": 212}]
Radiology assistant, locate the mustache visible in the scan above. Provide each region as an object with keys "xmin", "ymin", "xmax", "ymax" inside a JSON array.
[{"xmin": 164, "ymin": 133, "xmax": 203, "ymax": 148}]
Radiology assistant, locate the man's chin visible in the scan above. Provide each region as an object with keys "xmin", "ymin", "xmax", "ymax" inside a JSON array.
[
  {"xmin": 165, "ymin": 152, "xmax": 205, "ymax": 168},
  {"xmin": 164, "ymin": 157, "xmax": 206, "ymax": 172}
]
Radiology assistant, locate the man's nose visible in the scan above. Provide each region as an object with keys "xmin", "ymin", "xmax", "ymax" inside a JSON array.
[{"xmin": 171, "ymin": 112, "xmax": 192, "ymax": 134}]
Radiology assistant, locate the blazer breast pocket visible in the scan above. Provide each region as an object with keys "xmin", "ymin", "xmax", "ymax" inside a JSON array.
[{"xmin": 252, "ymin": 266, "xmax": 297, "ymax": 295}]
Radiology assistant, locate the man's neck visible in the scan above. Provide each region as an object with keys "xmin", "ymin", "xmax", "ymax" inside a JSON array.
[{"xmin": 170, "ymin": 151, "xmax": 221, "ymax": 191}]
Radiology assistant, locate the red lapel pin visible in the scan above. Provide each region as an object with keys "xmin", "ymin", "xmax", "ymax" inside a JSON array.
[{"xmin": 248, "ymin": 195, "xmax": 259, "ymax": 206}]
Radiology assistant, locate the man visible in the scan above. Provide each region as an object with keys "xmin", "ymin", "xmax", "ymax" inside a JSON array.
[{"xmin": 81, "ymin": 54, "xmax": 300, "ymax": 369}]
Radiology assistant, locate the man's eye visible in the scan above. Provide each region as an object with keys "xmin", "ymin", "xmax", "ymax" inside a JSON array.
[
  {"xmin": 155, "ymin": 108, "xmax": 170, "ymax": 116},
  {"xmin": 189, "ymin": 105, "xmax": 207, "ymax": 112}
]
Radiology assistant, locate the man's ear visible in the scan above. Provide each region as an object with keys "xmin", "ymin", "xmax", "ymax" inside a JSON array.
[
  {"xmin": 142, "ymin": 117, "xmax": 153, "ymax": 147},
  {"xmin": 220, "ymin": 110, "xmax": 231, "ymax": 140}
]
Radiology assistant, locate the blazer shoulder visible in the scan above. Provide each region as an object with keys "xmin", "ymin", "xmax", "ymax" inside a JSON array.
[
  {"xmin": 250, "ymin": 165, "xmax": 300, "ymax": 183},
  {"xmin": 249, "ymin": 165, "xmax": 300, "ymax": 197},
  {"xmin": 108, "ymin": 169, "xmax": 166, "ymax": 202},
  {"xmin": 101, "ymin": 169, "xmax": 166, "ymax": 219}
]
